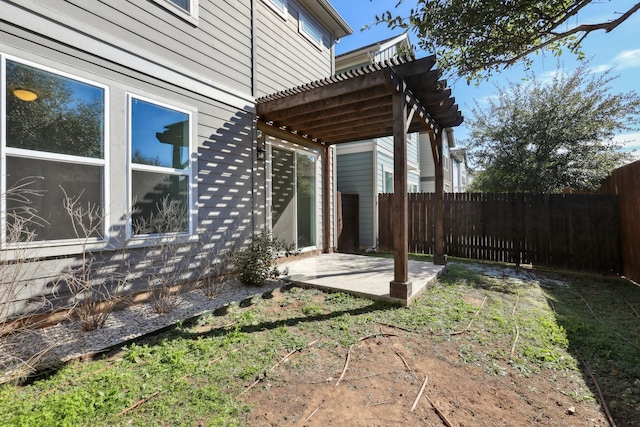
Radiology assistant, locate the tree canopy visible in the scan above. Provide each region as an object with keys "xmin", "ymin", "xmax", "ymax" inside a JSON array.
[
  {"xmin": 465, "ymin": 62, "xmax": 640, "ymax": 193},
  {"xmin": 374, "ymin": 1, "xmax": 640, "ymax": 81}
]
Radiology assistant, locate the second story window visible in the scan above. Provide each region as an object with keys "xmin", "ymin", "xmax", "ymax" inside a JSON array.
[
  {"xmin": 263, "ymin": 0, "xmax": 287, "ymax": 18},
  {"xmin": 299, "ymin": 13, "xmax": 324, "ymax": 48}
]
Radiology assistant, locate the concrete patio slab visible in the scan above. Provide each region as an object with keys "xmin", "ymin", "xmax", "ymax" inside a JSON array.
[{"xmin": 281, "ymin": 253, "xmax": 446, "ymax": 306}]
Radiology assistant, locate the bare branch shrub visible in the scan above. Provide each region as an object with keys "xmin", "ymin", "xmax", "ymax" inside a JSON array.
[
  {"xmin": 0, "ymin": 178, "xmax": 55, "ymax": 384},
  {"xmin": 194, "ymin": 227, "xmax": 238, "ymax": 298},
  {"xmin": 133, "ymin": 197, "xmax": 191, "ymax": 314},
  {"xmin": 60, "ymin": 188, "xmax": 124, "ymax": 331}
]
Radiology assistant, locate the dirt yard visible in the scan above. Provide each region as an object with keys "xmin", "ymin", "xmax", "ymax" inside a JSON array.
[{"xmin": 243, "ymin": 291, "xmax": 610, "ymax": 427}]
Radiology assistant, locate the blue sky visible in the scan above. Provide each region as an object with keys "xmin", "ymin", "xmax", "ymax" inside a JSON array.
[{"xmin": 332, "ymin": 0, "xmax": 640, "ymax": 161}]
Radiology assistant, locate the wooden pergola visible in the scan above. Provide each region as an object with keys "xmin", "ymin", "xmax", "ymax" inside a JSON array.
[{"xmin": 256, "ymin": 55, "xmax": 463, "ymax": 301}]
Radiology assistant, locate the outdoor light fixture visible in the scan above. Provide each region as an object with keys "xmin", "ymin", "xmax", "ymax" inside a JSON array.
[
  {"xmin": 257, "ymin": 147, "xmax": 266, "ymax": 161},
  {"xmin": 12, "ymin": 88, "xmax": 38, "ymax": 102}
]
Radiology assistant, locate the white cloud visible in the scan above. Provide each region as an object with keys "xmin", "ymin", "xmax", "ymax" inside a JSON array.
[
  {"xmin": 613, "ymin": 132, "xmax": 640, "ymax": 162},
  {"xmin": 539, "ymin": 70, "xmax": 563, "ymax": 85},
  {"xmin": 588, "ymin": 64, "xmax": 610, "ymax": 74},
  {"xmin": 613, "ymin": 49, "xmax": 640, "ymax": 69}
]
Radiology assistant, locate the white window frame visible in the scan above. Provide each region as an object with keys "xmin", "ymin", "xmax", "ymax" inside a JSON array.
[
  {"xmin": 384, "ymin": 169, "xmax": 394, "ymax": 193},
  {"xmin": 443, "ymin": 143, "xmax": 450, "ymax": 171},
  {"xmin": 1, "ymin": 54, "xmax": 110, "ymax": 248},
  {"xmin": 262, "ymin": 0, "xmax": 287, "ymax": 19},
  {"xmin": 126, "ymin": 94, "xmax": 197, "ymax": 241},
  {"xmin": 299, "ymin": 11, "xmax": 324, "ymax": 49},
  {"xmin": 266, "ymin": 136, "xmax": 320, "ymax": 252},
  {"xmin": 151, "ymin": 0, "xmax": 199, "ymax": 25}
]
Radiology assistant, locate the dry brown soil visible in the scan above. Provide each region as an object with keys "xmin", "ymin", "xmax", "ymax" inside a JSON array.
[{"xmin": 240, "ymin": 293, "xmax": 609, "ymax": 427}]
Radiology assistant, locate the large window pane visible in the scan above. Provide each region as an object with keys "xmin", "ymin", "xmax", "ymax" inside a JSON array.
[
  {"xmin": 6, "ymin": 60, "xmax": 105, "ymax": 158},
  {"xmin": 270, "ymin": 147, "xmax": 316, "ymax": 249},
  {"xmin": 271, "ymin": 148, "xmax": 296, "ymax": 246},
  {"xmin": 6, "ymin": 157, "xmax": 102, "ymax": 241},
  {"xmin": 296, "ymin": 153, "xmax": 315, "ymax": 248},
  {"xmin": 131, "ymin": 171, "xmax": 188, "ymax": 234},
  {"xmin": 131, "ymin": 99, "xmax": 189, "ymax": 169}
]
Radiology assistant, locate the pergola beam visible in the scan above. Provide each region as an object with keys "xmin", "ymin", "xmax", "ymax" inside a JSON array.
[
  {"xmin": 292, "ymin": 105, "xmax": 392, "ymax": 133},
  {"xmin": 287, "ymin": 98, "xmax": 391, "ymax": 128},
  {"xmin": 259, "ymin": 72, "xmax": 392, "ymax": 117},
  {"xmin": 262, "ymin": 86, "xmax": 392, "ymax": 123}
]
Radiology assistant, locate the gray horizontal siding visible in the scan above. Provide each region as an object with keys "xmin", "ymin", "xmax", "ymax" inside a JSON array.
[
  {"xmin": 255, "ymin": 0, "xmax": 333, "ymax": 96},
  {"xmin": 337, "ymin": 152, "xmax": 375, "ymax": 248},
  {"xmin": 10, "ymin": 0, "xmax": 253, "ymax": 95},
  {"xmin": 378, "ymin": 134, "xmax": 419, "ymax": 167}
]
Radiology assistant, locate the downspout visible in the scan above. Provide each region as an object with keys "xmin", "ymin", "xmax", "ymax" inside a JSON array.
[
  {"xmin": 251, "ymin": 0, "xmax": 257, "ymax": 99},
  {"xmin": 251, "ymin": 0, "xmax": 260, "ymax": 233},
  {"xmin": 373, "ymin": 141, "xmax": 379, "ymax": 250}
]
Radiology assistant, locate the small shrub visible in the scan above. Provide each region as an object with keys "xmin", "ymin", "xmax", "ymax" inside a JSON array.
[{"xmin": 230, "ymin": 230, "xmax": 298, "ymax": 286}]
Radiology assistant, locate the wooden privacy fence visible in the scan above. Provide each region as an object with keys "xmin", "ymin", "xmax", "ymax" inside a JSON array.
[
  {"xmin": 599, "ymin": 160, "xmax": 640, "ymax": 282},
  {"xmin": 379, "ymin": 192, "xmax": 623, "ymax": 274}
]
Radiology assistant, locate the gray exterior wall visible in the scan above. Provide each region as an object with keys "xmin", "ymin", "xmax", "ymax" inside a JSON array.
[
  {"xmin": 336, "ymin": 151, "xmax": 375, "ymax": 248},
  {"xmin": 376, "ymin": 134, "xmax": 420, "ymax": 187},
  {"xmin": 335, "ymin": 134, "xmax": 420, "ymax": 250},
  {"xmin": 0, "ymin": 0, "xmax": 344, "ymax": 319},
  {"xmin": 8, "ymin": 0, "xmax": 255, "ymax": 96},
  {"xmin": 255, "ymin": 0, "xmax": 334, "ymax": 96}
]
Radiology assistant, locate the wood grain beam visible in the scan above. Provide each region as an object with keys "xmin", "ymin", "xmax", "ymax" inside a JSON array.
[
  {"xmin": 260, "ymin": 86, "xmax": 392, "ymax": 123},
  {"xmin": 278, "ymin": 97, "xmax": 391, "ymax": 126},
  {"xmin": 258, "ymin": 71, "xmax": 391, "ymax": 117},
  {"xmin": 297, "ymin": 111, "xmax": 392, "ymax": 135}
]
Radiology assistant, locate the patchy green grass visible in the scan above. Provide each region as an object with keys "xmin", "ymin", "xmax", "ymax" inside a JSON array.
[{"xmin": 0, "ymin": 258, "xmax": 638, "ymax": 426}]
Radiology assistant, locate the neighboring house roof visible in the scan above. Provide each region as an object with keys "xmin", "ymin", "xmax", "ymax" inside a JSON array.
[
  {"xmin": 300, "ymin": 0, "xmax": 353, "ymax": 39},
  {"xmin": 336, "ymin": 33, "xmax": 410, "ymax": 59},
  {"xmin": 257, "ymin": 54, "xmax": 463, "ymax": 145},
  {"xmin": 335, "ymin": 33, "xmax": 411, "ymax": 73}
]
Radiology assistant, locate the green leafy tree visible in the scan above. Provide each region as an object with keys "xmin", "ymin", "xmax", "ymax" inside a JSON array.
[
  {"xmin": 374, "ymin": 1, "xmax": 640, "ymax": 81},
  {"xmin": 465, "ymin": 62, "xmax": 640, "ymax": 193}
]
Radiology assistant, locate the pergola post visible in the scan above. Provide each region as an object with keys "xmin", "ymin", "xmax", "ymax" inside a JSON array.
[
  {"xmin": 433, "ymin": 131, "xmax": 447, "ymax": 265},
  {"xmin": 390, "ymin": 87, "xmax": 412, "ymax": 300}
]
